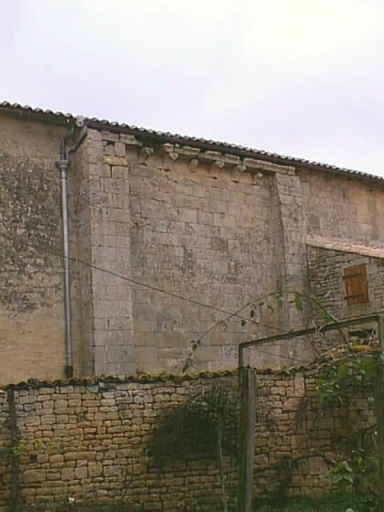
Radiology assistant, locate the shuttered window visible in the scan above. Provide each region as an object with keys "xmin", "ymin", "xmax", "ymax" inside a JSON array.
[{"xmin": 343, "ymin": 264, "xmax": 369, "ymax": 305}]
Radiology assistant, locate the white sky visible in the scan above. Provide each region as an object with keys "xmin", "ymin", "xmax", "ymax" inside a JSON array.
[{"xmin": 1, "ymin": 0, "xmax": 384, "ymax": 176}]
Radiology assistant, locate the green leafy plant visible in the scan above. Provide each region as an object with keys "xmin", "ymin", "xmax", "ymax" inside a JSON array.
[
  {"xmin": 149, "ymin": 380, "xmax": 239, "ymax": 512},
  {"xmin": 314, "ymin": 342, "xmax": 382, "ymax": 498},
  {"xmin": 331, "ymin": 459, "xmax": 355, "ymax": 491},
  {"xmin": 239, "ymin": 290, "xmax": 336, "ymax": 329},
  {"xmin": 255, "ymin": 492, "xmax": 382, "ymax": 511},
  {"xmin": 13, "ymin": 436, "xmax": 44, "ymax": 456}
]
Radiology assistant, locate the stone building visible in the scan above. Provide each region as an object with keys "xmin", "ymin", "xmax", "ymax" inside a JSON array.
[{"xmin": 1, "ymin": 101, "xmax": 384, "ymax": 384}]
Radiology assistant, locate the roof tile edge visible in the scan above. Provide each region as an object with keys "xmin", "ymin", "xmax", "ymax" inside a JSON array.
[{"xmin": 1, "ymin": 100, "xmax": 383, "ymax": 183}]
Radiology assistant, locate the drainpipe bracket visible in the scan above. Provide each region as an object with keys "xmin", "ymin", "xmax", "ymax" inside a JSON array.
[{"xmin": 56, "ymin": 159, "xmax": 69, "ymax": 172}]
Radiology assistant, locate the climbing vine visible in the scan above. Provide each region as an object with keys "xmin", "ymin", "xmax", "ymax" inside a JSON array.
[
  {"xmin": 313, "ymin": 331, "xmax": 382, "ymax": 496},
  {"xmin": 149, "ymin": 379, "xmax": 239, "ymax": 512},
  {"xmin": 183, "ymin": 289, "xmax": 337, "ymax": 372}
]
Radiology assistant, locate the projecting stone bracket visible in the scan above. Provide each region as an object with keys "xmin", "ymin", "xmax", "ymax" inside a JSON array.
[
  {"xmin": 231, "ymin": 164, "xmax": 246, "ymax": 183},
  {"xmin": 209, "ymin": 160, "xmax": 225, "ymax": 179},
  {"xmin": 101, "ymin": 130, "xmax": 296, "ymax": 178},
  {"xmin": 138, "ymin": 147, "xmax": 154, "ymax": 165},
  {"xmin": 160, "ymin": 143, "xmax": 180, "ymax": 171},
  {"xmin": 119, "ymin": 134, "xmax": 142, "ymax": 148},
  {"xmin": 152, "ymin": 143, "xmax": 296, "ymax": 178},
  {"xmin": 188, "ymin": 158, "xmax": 199, "ymax": 173}
]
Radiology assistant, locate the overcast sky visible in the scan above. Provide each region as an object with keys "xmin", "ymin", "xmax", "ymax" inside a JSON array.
[{"xmin": 1, "ymin": 0, "xmax": 383, "ymax": 176}]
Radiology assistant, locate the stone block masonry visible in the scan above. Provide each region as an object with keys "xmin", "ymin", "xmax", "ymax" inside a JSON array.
[
  {"xmin": 307, "ymin": 245, "xmax": 384, "ymax": 321},
  {"xmin": 94, "ymin": 131, "xmax": 303, "ymax": 375},
  {"xmin": 85, "ymin": 130, "xmax": 384, "ymax": 377},
  {"xmin": 0, "ymin": 392, "xmax": 10, "ymax": 512},
  {"xmin": 0, "ymin": 369, "xmax": 374, "ymax": 511},
  {"xmin": 71, "ymin": 130, "xmax": 136, "ymax": 376},
  {"xmin": 2, "ymin": 107, "xmax": 384, "ymax": 384},
  {"xmin": 0, "ymin": 116, "xmax": 68, "ymax": 384}
]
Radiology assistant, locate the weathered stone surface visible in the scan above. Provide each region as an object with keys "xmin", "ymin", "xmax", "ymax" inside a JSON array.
[
  {"xmin": 0, "ymin": 371, "xmax": 375, "ymax": 511},
  {"xmin": 23, "ymin": 470, "xmax": 45, "ymax": 483},
  {"xmin": 2, "ymin": 112, "xmax": 384, "ymax": 390},
  {"xmin": 0, "ymin": 116, "xmax": 67, "ymax": 384},
  {"xmin": 282, "ymin": 397, "xmax": 302, "ymax": 412},
  {"xmin": 102, "ymin": 155, "xmax": 128, "ymax": 167},
  {"xmin": 308, "ymin": 244, "xmax": 384, "ymax": 324}
]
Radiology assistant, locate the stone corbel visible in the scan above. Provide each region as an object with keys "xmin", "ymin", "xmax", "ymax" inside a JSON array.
[
  {"xmin": 177, "ymin": 146, "xmax": 201, "ymax": 159},
  {"xmin": 199, "ymin": 150, "xmax": 223, "ymax": 164},
  {"xmin": 243, "ymin": 158, "xmax": 266, "ymax": 172},
  {"xmin": 162, "ymin": 143, "xmax": 179, "ymax": 171},
  {"xmin": 119, "ymin": 133, "xmax": 142, "ymax": 148},
  {"xmin": 222, "ymin": 153, "xmax": 240, "ymax": 166},
  {"xmin": 138, "ymin": 147, "xmax": 154, "ymax": 165},
  {"xmin": 231, "ymin": 163, "xmax": 246, "ymax": 183},
  {"xmin": 189, "ymin": 158, "xmax": 199, "ymax": 173},
  {"xmin": 175, "ymin": 146, "xmax": 201, "ymax": 172},
  {"xmin": 197, "ymin": 150, "xmax": 226, "ymax": 178},
  {"xmin": 251, "ymin": 171, "xmax": 264, "ymax": 184},
  {"xmin": 209, "ymin": 160, "xmax": 225, "ymax": 179}
]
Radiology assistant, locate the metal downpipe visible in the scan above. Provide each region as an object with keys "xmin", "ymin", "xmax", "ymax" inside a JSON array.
[{"xmin": 56, "ymin": 123, "xmax": 88, "ymax": 378}]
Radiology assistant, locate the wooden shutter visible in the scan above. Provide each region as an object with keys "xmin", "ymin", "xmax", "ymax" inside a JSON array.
[{"xmin": 343, "ymin": 264, "xmax": 369, "ymax": 305}]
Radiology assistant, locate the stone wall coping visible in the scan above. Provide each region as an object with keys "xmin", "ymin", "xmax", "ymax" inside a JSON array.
[
  {"xmin": 3, "ymin": 346, "xmax": 377, "ymax": 390},
  {"xmin": 1, "ymin": 369, "xmax": 237, "ymax": 391}
]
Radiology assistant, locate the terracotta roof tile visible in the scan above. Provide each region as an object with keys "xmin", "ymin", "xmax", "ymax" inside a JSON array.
[{"xmin": 1, "ymin": 100, "xmax": 383, "ymax": 183}]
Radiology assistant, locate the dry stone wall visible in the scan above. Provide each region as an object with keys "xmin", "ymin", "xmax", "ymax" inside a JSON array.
[
  {"xmin": 0, "ymin": 392, "xmax": 10, "ymax": 511},
  {"xmin": 0, "ymin": 370, "xmax": 374, "ymax": 511}
]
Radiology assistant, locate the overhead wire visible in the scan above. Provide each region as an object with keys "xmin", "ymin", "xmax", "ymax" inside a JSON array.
[
  {"xmin": 0, "ymin": 230, "xmax": 284, "ymax": 333},
  {"xmin": 2, "ymin": 182, "xmax": 346, "ymax": 360},
  {"xmin": 1, "ymin": 230, "xmax": 366, "ymax": 369}
]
